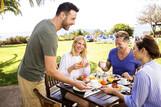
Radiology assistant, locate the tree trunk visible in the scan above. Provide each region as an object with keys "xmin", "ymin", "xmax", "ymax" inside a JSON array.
[{"xmin": 151, "ymin": 24, "xmax": 156, "ymax": 37}]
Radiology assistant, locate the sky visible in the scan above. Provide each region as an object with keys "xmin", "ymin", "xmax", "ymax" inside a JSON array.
[{"xmin": 0, "ymin": 0, "xmax": 161, "ymax": 38}]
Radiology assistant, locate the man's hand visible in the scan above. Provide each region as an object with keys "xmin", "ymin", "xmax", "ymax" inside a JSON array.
[
  {"xmin": 73, "ymin": 80, "xmax": 88, "ymax": 90},
  {"xmin": 122, "ymin": 72, "xmax": 133, "ymax": 81}
]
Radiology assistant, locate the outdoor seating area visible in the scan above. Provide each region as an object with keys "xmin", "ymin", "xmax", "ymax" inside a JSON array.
[
  {"xmin": 38, "ymin": 72, "xmax": 132, "ymax": 107},
  {"xmin": 1, "ymin": 1, "xmax": 161, "ymax": 107}
]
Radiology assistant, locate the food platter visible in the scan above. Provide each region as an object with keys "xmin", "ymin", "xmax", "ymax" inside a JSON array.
[
  {"xmin": 108, "ymin": 84, "xmax": 130, "ymax": 92},
  {"xmin": 87, "ymin": 80, "xmax": 102, "ymax": 89}
]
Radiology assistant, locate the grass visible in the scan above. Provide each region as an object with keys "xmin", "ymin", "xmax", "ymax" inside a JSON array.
[
  {"xmin": 0, "ymin": 41, "xmax": 161, "ymax": 86},
  {"xmin": 0, "ymin": 44, "xmax": 26, "ymax": 86}
]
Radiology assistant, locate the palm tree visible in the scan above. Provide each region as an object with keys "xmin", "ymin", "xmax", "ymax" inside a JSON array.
[
  {"xmin": 28, "ymin": 0, "xmax": 47, "ymax": 7},
  {"xmin": 0, "ymin": 0, "xmax": 21, "ymax": 15},
  {"xmin": 0, "ymin": 0, "xmax": 52, "ymax": 15}
]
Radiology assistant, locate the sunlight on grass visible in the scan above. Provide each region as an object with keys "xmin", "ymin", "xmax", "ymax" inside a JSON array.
[{"xmin": 0, "ymin": 41, "xmax": 161, "ymax": 86}]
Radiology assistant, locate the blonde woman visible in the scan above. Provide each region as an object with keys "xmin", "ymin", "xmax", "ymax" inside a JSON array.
[
  {"xmin": 59, "ymin": 36, "xmax": 91, "ymax": 107},
  {"xmin": 59, "ymin": 36, "xmax": 90, "ymax": 80}
]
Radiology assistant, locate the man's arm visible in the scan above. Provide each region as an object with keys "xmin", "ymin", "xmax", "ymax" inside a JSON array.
[{"xmin": 44, "ymin": 56, "xmax": 86, "ymax": 90}]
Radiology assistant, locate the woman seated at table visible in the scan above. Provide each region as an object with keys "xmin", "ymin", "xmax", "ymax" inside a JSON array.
[
  {"xmin": 99, "ymin": 31, "xmax": 140, "ymax": 80},
  {"xmin": 59, "ymin": 36, "xmax": 91, "ymax": 107},
  {"xmin": 102, "ymin": 35, "xmax": 161, "ymax": 107},
  {"xmin": 59, "ymin": 36, "xmax": 90, "ymax": 80}
]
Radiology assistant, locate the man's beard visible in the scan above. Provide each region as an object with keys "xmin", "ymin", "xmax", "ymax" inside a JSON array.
[{"xmin": 62, "ymin": 19, "xmax": 70, "ymax": 30}]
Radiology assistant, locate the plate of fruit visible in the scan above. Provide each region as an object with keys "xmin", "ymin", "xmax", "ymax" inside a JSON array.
[{"xmin": 108, "ymin": 80, "xmax": 130, "ymax": 92}]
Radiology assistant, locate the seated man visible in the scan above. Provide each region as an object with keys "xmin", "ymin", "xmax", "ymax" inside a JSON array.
[{"xmin": 99, "ymin": 31, "xmax": 140, "ymax": 80}]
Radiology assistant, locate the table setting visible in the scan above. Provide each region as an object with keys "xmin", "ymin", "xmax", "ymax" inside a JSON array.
[{"xmin": 70, "ymin": 71, "xmax": 132, "ymax": 97}]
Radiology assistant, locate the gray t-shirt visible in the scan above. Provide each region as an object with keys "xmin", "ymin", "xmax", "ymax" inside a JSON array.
[{"xmin": 18, "ymin": 19, "xmax": 58, "ymax": 81}]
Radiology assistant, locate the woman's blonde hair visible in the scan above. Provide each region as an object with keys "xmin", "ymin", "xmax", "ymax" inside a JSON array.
[{"xmin": 71, "ymin": 36, "xmax": 87, "ymax": 58}]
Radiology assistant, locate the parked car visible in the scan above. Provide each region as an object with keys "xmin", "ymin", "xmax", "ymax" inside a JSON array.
[
  {"xmin": 84, "ymin": 35, "xmax": 95, "ymax": 42},
  {"xmin": 96, "ymin": 34, "xmax": 115, "ymax": 43}
]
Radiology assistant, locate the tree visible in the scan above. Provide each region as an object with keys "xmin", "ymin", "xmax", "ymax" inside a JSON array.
[
  {"xmin": 69, "ymin": 29, "xmax": 89, "ymax": 39},
  {"xmin": 93, "ymin": 29, "xmax": 104, "ymax": 37},
  {"xmin": 0, "ymin": 0, "xmax": 51, "ymax": 15},
  {"xmin": 0, "ymin": 0, "xmax": 21, "ymax": 15},
  {"xmin": 28, "ymin": 0, "xmax": 47, "ymax": 7},
  {"xmin": 138, "ymin": 4, "xmax": 161, "ymax": 36},
  {"xmin": 110, "ymin": 23, "xmax": 134, "ymax": 36}
]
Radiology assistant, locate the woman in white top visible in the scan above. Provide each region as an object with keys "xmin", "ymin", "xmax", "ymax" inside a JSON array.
[
  {"xmin": 59, "ymin": 36, "xmax": 90, "ymax": 80},
  {"xmin": 59, "ymin": 36, "xmax": 92, "ymax": 107}
]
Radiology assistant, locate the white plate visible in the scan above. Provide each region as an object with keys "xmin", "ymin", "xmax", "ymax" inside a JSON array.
[
  {"xmin": 73, "ymin": 87, "xmax": 86, "ymax": 93},
  {"xmin": 84, "ymin": 89, "xmax": 101, "ymax": 98},
  {"xmin": 118, "ymin": 80, "xmax": 131, "ymax": 86},
  {"xmin": 108, "ymin": 84, "xmax": 130, "ymax": 92},
  {"xmin": 87, "ymin": 80, "xmax": 102, "ymax": 89}
]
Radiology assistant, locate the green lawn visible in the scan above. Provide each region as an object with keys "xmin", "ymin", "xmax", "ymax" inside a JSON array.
[{"xmin": 0, "ymin": 41, "xmax": 161, "ymax": 86}]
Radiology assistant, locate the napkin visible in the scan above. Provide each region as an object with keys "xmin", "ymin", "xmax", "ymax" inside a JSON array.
[{"xmin": 84, "ymin": 88, "xmax": 100, "ymax": 98}]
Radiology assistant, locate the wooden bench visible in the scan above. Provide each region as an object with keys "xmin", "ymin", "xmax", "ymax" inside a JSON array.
[{"xmin": 45, "ymin": 74, "xmax": 75, "ymax": 107}]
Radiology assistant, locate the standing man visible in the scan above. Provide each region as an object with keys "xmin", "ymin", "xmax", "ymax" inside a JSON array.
[{"xmin": 18, "ymin": 2, "xmax": 87, "ymax": 107}]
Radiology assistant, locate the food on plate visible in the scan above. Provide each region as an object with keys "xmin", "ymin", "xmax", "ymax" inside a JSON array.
[
  {"xmin": 89, "ymin": 75, "xmax": 95, "ymax": 80},
  {"xmin": 111, "ymin": 80, "xmax": 122, "ymax": 91},
  {"xmin": 107, "ymin": 76, "xmax": 114, "ymax": 83},
  {"xmin": 118, "ymin": 78, "xmax": 129, "ymax": 85},
  {"xmin": 89, "ymin": 80, "xmax": 102, "ymax": 88},
  {"xmin": 112, "ymin": 82, "xmax": 118, "ymax": 88},
  {"xmin": 108, "ymin": 83, "xmax": 130, "ymax": 92},
  {"xmin": 107, "ymin": 74, "xmax": 120, "ymax": 83},
  {"xmin": 100, "ymin": 79, "xmax": 108, "ymax": 85},
  {"xmin": 77, "ymin": 74, "xmax": 88, "ymax": 81}
]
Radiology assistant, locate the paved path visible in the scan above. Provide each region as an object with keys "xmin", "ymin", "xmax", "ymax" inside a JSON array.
[{"xmin": 0, "ymin": 85, "xmax": 21, "ymax": 107}]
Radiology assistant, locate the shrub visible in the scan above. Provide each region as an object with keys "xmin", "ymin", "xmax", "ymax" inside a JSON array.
[
  {"xmin": 0, "ymin": 40, "xmax": 3, "ymax": 47},
  {"xmin": 89, "ymin": 61, "xmax": 97, "ymax": 73},
  {"xmin": 111, "ymin": 23, "xmax": 134, "ymax": 36},
  {"xmin": 3, "ymin": 36, "xmax": 28, "ymax": 45}
]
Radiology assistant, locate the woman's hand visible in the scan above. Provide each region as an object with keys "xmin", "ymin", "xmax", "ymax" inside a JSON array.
[
  {"xmin": 75, "ymin": 60, "xmax": 89, "ymax": 69},
  {"xmin": 73, "ymin": 62, "xmax": 84, "ymax": 69},
  {"xmin": 68, "ymin": 61, "xmax": 88, "ymax": 73},
  {"xmin": 101, "ymin": 87, "xmax": 116, "ymax": 94},
  {"xmin": 83, "ymin": 62, "xmax": 89, "ymax": 68},
  {"xmin": 101, "ymin": 86, "xmax": 125, "ymax": 101}
]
